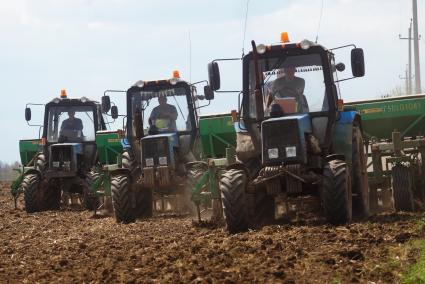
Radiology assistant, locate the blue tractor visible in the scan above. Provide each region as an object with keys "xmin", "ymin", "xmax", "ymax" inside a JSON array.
[
  {"xmin": 208, "ymin": 35, "xmax": 369, "ymax": 233},
  {"xmin": 101, "ymin": 72, "xmax": 214, "ymax": 223}
]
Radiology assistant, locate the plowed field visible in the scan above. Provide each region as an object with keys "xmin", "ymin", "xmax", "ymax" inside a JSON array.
[{"xmin": 0, "ymin": 182, "xmax": 424, "ymax": 283}]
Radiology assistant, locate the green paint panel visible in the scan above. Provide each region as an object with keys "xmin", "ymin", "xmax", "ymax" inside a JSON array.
[
  {"xmin": 347, "ymin": 95, "xmax": 425, "ymax": 139},
  {"xmin": 95, "ymin": 131, "xmax": 123, "ymax": 165},
  {"xmin": 199, "ymin": 114, "xmax": 236, "ymax": 158},
  {"xmin": 19, "ymin": 139, "xmax": 41, "ymax": 166}
]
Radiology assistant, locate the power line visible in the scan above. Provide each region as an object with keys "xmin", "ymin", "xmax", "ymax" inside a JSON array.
[
  {"xmin": 241, "ymin": 0, "xmax": 251, "ymax": 57},
  {"xmin": 315, "ymin": 0, "xmax": 325, "ymax": 43}
]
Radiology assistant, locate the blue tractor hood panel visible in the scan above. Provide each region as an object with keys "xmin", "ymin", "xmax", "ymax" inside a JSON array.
[
  {"xmin": 140, "ymin": 132, "xmax": 179, "ymax": 169},
  {"xmin": 51, "ymin": 143, "xmax": 82, "ymax": 154},
  {"xmin": 261, "ymin": 114, "xmax": 312, "ymax": 165},
  {"xmin": 141, "ymin": 132, "xmax": 179, "ymax": 148},
  {"xmin": 263, "ymin": 114, "xmax": 312, "ymax": 134}
]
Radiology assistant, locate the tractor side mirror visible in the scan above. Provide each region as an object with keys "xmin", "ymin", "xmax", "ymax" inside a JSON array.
[
  {"xmin": 25, "ymin": 107, "xmax": 31, "ymax": 121},
  {"xmin": 111, "ymin": 106, "xmax": 119, "ymax": 119},
  {"xmin": 204, "ymin": 85, "xmax": 214, "ymax": 100},
  {"xmin": 351, "ymin": 48, "xmax": 365, "ymax": 77},
  {"xmin": 101, "ymin": 96, "xmax": 111, "ymax": 113},
  {"xmin": 208, "ymin": 61, "xmax": 221, "ymax": 91}
]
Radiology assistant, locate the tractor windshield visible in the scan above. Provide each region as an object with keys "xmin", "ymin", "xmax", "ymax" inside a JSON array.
[
  {"xmin": 47, "ymin": 105, "xmax": 96, "ymax": 143},
  {"xmin": 130, "ymin": 86, "xmax": 192, "ymax": 135},
  {"xmin": 248, "ymin": 53, "xmax": 327, "ymax": 118}
]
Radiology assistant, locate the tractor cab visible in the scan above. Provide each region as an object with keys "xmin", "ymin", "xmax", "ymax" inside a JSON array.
[
  {"xmin": 126, "ymin": 75, "xmax": 202, "ymax": 190},
  {"xmin": 25, "ymin": 92, "xmax": 105, "ymax": 178}
]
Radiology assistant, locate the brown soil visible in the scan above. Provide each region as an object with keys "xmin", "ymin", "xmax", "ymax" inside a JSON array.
[{"xmin": 0, "ymin": 181, "xmax": 424, "ymax": 283}]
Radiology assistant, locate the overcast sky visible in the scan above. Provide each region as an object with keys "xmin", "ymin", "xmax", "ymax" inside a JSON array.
[{"xmin": 0, "ymin": 0, "xmax": 424, "ymax": 163}]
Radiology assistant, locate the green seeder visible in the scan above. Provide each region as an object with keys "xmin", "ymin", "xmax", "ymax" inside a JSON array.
[{"xmin": 347, "ymin": 94, "xmax": 425, "ymax": 212}]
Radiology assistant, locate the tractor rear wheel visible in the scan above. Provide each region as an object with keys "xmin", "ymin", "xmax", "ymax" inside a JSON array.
[
  {"xmin": 322, "ymin": 160, "xmax": 352, "ymax": 225},
  {"xmin": 22, "ymin": 174, "xmax": 41, "ymax": 213},
  {"xmin": 84, "ymin": 171, "xmax": 101, "ymax": 210},
  {"xmin": 134, "ymin": 184, "xmax": 153, "ymax": 218},
  {"xmin": 111, "ymin": 174, "xmax": 135, "ymax": 223},
  {"xmin": 220, "ymin": 169, "xmax": 249, "ymax": 233},
  {"xmin": 352, "ymin": 126, "xmax": 370, "ymax": 219},
  {"xmin": 392, "ymin": 164, "xmax": 415, "ymax": 212}
]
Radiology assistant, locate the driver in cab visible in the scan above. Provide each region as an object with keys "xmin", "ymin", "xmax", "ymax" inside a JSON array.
[
  {"xmin": 149, "ymin": 95, "xmax": 178, "ymax": 132},
  {"xmin": 61, "ymin": 111, "xmax": 83, "ymax": 132},
  {"xmin": 266, "ymin": 66, "xmax": 309, "ymax": 114}
]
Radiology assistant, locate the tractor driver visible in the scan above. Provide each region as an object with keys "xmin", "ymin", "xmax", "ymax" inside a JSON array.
[
  {"xmin": 149, "ymin": 95, "xmax": 178, "ymax": 132},
  {"xmin": 61, "ymin": 111, "xmax": 83, "ymax": 132},
  {"xmin": 266, "ymin": 66, "xmax": 309, "ymax": 113}
]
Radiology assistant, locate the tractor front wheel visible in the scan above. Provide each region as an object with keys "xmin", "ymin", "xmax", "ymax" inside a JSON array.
[
  {"xmin": 321, "ymin": 160, "xmax": 352, "ymax": 225},
  {"xmin": 134, "ymin": 184, "xmax": 153, "ymax": 218},
  {"xmin": 22, "ymin": 174, "xmax": 41, "ymax": 213},
  {"xmin": 111, "ymin": 175, "xmax": 135, "ymax": 223},
  {"xmin": 220, "ymin": 169, "xmax": 249, "ymax": 233},
  {"xmin": 392, "ymin": 164, "xmax": 415, "ymax": 212},
  {"xmin": 84, "ymin": 171, "xmax": 101, "ymax": 210}
]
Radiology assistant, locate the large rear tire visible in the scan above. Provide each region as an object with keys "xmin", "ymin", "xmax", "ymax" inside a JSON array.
[
  {"xmin": 22, "ymin": 174, "xmax": 41, "ymax": 213},
  {"xmin": 351, "ymin": 126, "xmax": 370, "ymax": 219},
  {"xmin": 392, "ymin": 164, "xmax": 415, "ymax": 212},
  {"xmin": 322, "ymin": 160, "xmax": 352, "ymax": 225},
  {"xmin": 84, "ymin": 171, "xmax": 101, "ymax": 210},
  {"xmin": 220, "ymin": 169, "xmax": 249, "ymax": 233},
  {"xmin": 111, "ymin": 175, "xmax": 135, "ymax": 223}
]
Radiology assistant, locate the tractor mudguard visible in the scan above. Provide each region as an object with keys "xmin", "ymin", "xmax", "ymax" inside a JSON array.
[
  {"xmin": 332, "ymin": 111, "xmax": 362, "ymax": 164},
  {"xmin": 110, "ymin": 168, "xmax": 132, "ymax": 178},
  {"xmin": 226, "ymin": 162, "xmax": 251, "ymax": 181}
]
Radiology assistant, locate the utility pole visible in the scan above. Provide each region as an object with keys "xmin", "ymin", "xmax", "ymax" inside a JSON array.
[
  {"xmin": 412, "ymin": 0, "xmax": 421, "ymax": 93},
  {"xmin": 400, "ymin": 66, "xmax": 409, "ymax": 95},
  {"xmin": 399, "ymin": 19, "xmax": 413, "ymax": 94}
]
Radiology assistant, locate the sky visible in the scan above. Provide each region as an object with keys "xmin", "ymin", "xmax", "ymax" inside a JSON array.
[{"xmin": 0, "ymin": 0, "xmax": 424, "ymax": 163}]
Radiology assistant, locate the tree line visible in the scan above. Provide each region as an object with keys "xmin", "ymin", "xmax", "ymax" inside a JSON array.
[{"xmin": 0, "ymin": 161, "xmax": 20, "ymax": 181}]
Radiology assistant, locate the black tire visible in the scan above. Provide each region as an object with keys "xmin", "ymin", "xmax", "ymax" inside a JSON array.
[
  {"xmin": 122, "ymin": 150, "xmax": 138, "ymax": 174},
  {"xmin": 351, "ymin": 126, "xmax": 370, "ymax": 219},
  {"xmin": 41, "ymin": 184, "xmax": 61, "ymax": 211},
  {"xmin": 321, "ymin": 160, "xmax": 352, "ymax": 225},
  {"xmin": 111, "ymin": 175, "xmax": 135, "ymax": 223},
  {"xmin": 35, "ymin": 153, "xmax": 46, "ymax": 172},
  {"xmin": 392, "ymin": 164, "xmax": 415, "ymax": 212},
  {"xmin": 252, "ymin": 185, "xmax": 274, "ymax": 227},
  {"xmin": 220, "ymin": 169, "xmax": 249, "ymax": 233},
  {"xmin": 134, "ymin": 184, "xmax": 153, "ymax": 218},
  {"xmin": 185, "ymin": 168, "xmax": 204, "ymax": 216},
  {"xmin": 84, "ymin": 171, "xmax": 101, "ymax": 210},
  {"xmin": 22, "ymin": 174, "xmax": 41, "ymax": 213}
]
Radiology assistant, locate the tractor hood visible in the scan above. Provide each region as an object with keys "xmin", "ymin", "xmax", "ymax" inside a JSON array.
[
  {"xmin": 261, "ymin": 114, "xmax": 312, "ymax": 165},
  {"xmin": 140, "ymin": 133, "xmax": 179, "ymax": 169}
]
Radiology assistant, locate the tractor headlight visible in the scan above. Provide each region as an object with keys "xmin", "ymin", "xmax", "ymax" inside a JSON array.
[
  {"xmin": 158, "ymin": 157, "xmax": 167, "ymax": 166},
  {"xmin": 256, "ymin": 44, "xmax": 267, "ymax": 54},
  {"xmin": 63, "ymin": 161, "xmax": 71, "ymax": 171},
  {"xmin": 145, "ymin": 158, "xmax": 154, "ymax": 167},
  {"xmin": 53, "ymin": 161, "xmax": 60, "ymax": 168},
  {"xmin": 285, "ymin": 146, "xmax": 297, "ymax": 158},
  {"xmin": 268, "ymin": 148, "xmax": 279, "ymax": 159},
  {"xmin": 300, "ymin": 39, "xmax": 313, "ymax": 50}
]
